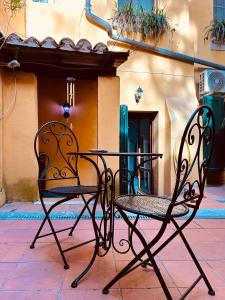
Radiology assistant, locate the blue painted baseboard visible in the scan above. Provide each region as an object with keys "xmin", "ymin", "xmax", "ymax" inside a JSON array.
[{"xmin": 0, "ymin": 209, "xmax": 224, "ymax": 220}]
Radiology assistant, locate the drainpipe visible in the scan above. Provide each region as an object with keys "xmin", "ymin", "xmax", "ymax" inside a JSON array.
[{"xmin": 85, "ymin": 0, "xmax": 225, "ymax": 70}]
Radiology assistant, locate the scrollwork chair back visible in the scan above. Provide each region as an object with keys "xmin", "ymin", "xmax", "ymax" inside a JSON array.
[
  {"xmin": 170, "ymin": 105, "xmax": 215, "ymax": 215},
  {"xmin": 34, "ymin": 121, "xmax": 79, "ymax": 193}
]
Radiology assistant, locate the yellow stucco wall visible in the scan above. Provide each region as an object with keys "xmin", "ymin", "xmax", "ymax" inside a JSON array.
[
  {"xmin": 2, "ymin": 71, "xmax": 38, "ymax": 201},
  {"xmin": 98, "ymin": 75, "xmax": 120, "ymax": 172},
  {"xmin": 0, "ymin": 71, "xmax": 6, "ymax": 205},
  {"xmin": 25, "ymin": 0, "xmax": 193, "ymax": 57},
  {"xmin": 0, "ymin": 1, "xmax": 25, "ymax": 37},
  {"xmin": 0, "ymin": 0, "xmax": 223, "ymax": 201},
  {"xmin": 189, "ymin": 0, "xmax": 225, "ymax": 65}
]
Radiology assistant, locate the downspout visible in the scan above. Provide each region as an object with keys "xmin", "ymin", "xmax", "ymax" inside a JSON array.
[{"xmin": 85, "ymin": 0, "xmax": 225, "ymax": 70}]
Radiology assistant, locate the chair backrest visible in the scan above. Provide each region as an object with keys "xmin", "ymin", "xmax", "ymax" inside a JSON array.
[
  {"xmin": 34, "ymin": 121, "xmax": 79, "ymax": 190},
  {"xmin": 171, "ymin": 105, "xmax": 215, "ymax": 209}
]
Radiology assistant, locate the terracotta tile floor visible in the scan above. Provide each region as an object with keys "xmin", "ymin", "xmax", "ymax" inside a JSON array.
[{"xmin": 0, "ymin": 185, "xmax": 224, "ymax": 299}]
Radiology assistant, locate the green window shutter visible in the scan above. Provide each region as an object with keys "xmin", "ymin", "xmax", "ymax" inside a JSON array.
[
  {"xmin": 120, "ymin": 105, "xmax": 128, "ymax": 194},
  {"xmin": 203, "ymin": 95, "xmax": 225, "ymax": 171},
  {"xmin": 120, "ymin": 105, "xmax": 128, "ymax": 152}
]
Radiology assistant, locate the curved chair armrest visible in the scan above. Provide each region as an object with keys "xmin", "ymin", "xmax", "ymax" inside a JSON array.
[{"xmin": 75, "ymin": 153, "xmax": 102, "ymax": 193}]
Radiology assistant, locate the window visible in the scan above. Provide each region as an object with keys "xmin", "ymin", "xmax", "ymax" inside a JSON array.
[
  {"xmin": 33, "ymin": 0, "xmax": 48, "ymax": 3},
  {"xmin": 118, "ymin": 0, "xmax": 154, "ymax": 12},
  {"xmin": 214, "ymin": 0, "xmax": 225, "ymax": 20}
]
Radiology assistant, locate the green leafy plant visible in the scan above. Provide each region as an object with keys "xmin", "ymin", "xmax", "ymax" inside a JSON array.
[
  {"xmin": 112, "ymin": 3, "xmax": 170, "ymax": 41},
  {"xmin": 4, "ymin": 0, "xmax": 25, "ymax": 14},
  {"xmin": 204, "ymin": 19, "xmax": 225, "ymax": 45},
  {"xmin": 140, "ymin": 7, "xmax": 170, "ymax": 40},
  {"xmin": 112, "ymin": 2, "xmax": 136, "ymax": 33}
]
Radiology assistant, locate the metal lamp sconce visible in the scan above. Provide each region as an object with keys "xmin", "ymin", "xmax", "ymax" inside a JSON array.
[
  {"xmin": 63, "ymin": 77, "xmax": 75, "ymax": 118},
  {"xmin": 135, "ymin": 86, "xmax": 143, "ymax": 103}
]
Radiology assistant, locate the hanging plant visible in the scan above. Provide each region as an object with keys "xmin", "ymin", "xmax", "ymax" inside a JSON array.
[
  {"xmin": 204, "ymin": 19, "xmax": 225, "ymax": 45},
  {"xmin": 4, "ymin": 0, "xmax": 25, "ymax": 14},
  {"xmin": 112, "ymin": 2, "xmax": 136, "ymax": 34},
  {"xmin": 140, "ymin": 7, "xmax": 170, "ymax": 40},
  {"xmin": 112, "ymin": 3, "xmax": 170, "ymax": 41}
]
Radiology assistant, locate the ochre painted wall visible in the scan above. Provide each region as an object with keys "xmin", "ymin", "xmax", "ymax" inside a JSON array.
[
  {"xmin": 2, "ymin": 71, "xmax": 38, "ymax": 201},
  {"xmin": 0, "ymin": 2, "xmax": 26, "ymax": 37},
  {"xmin": 0, "ymin": 71, "xmax": 5, "ymax": 205},
  {"xmin": 38, "ymin": 76, "xmax": 98, "ymax": 186},
  {"xmin": 98, "ymin": 76, "xmax": 120, "ymax": 194},
  {"xmin": 189, "ymin": 0, "xmax": 225, "ymax": 65},
  {"xmin": 25, "ymin": 0, "xmax": 193, "ymax": 57},
  {"xmin": 1, "ymin": 0, "xmax": 221, "ymax": 200},
  {"xmin": 12, "ymin": 0, "xmax": 200, "ymax": 195}
]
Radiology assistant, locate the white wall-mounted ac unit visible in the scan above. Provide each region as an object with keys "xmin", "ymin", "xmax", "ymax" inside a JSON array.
[{"xmin": 199, "ymin": 69, "xmax": 225, "ymax": 96}]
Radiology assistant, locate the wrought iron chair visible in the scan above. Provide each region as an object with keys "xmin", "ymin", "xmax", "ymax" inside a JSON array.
[
  {"xmin": 30, "ymin": 121, "xmax": 101, "ymax": 269},
  {"xmin": 103, "ymin": 106, "xmax": 215, "ymax": 299}
]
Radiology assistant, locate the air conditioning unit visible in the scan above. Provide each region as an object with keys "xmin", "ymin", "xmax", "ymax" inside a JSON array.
[{"xmin": 199, "ymin": 69, "xmax": 225, "ymax": 96}]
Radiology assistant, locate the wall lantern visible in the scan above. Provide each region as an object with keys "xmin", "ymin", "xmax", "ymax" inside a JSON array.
[
  {"xmin": 62, "ymin": 77, "xmax": 75, "ymax": 118},
  {"xmin": 135, "ymin": 86, "xmax": 143, "ymax": 103}
]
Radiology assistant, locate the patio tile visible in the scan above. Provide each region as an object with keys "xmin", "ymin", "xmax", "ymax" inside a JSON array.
[
  {"xmin": 63, "ymin": 259, "xmax": 119, "ymax": 289},
  {"xmin": 175, "ymin": 220, "xmax": 202, "ymax": 229},
  {"xmin": 183, "ymin": 228, "xmax": 225, "ymax": 242},
  {"xmin": 113, "ymin": 219, "xmax": 133, "ymax": 230},
  {"xmin": 207, "ymin": 260, "xmax": 225, "ymax": 280},
  {"xmin": 60, "ymin": 289, "xmax": 122, "ymax": 300},
  {"xmin": 21, "ymin": 242, "xmax": 63, "ymax": 263},
  {"xmin": 0, "ymin": 263, "xmax": 17, "ymax": 288},
  {"xmin": 162, "ymin": 260, "xmax": 224, "ymax": 288},
  {"xmin": 179, "ymin": 287, "xmax": 225, "ymax": 299},
  {"xmin": 195, "ymin": 219, "xmax": 225, "ymax": 229},
  {"xmin": 157, "ymin": 237, "xmax": 198, "ymax": 261},
  {"xmin": 0, "ymin": 229, "xmax": 39, "ymax": 243},
  {"xmin": 0, "ymin": 243, "xmax": 28, "ymax": 262},
  {"xmin": 115, "ymin": 260, "xmax": 175, "ymax": 288},
  {"xmin": 112, "ymin": 241, "xmax": 151, "ymax": 261},
  {"xmin": 122, "ymin": 287, "xmax": 181, "ymax": 300},
  {"xmin": 113, "ymin": 229, "xmax": 144, "ymax": 245},
  {"xmin": 0, "ymin": 291, "xmax": 58, "ymax": 300},
  {"xmin": 142, "ymin": 228, "xmax": 175, "ymax": 243},
  {"xmin": 190, "ymin": 241, "xmax": 225, "ymax": 260},
  {"xmin": 0, "ymin": 220, "xmax": 45, "ymax": 230},
  {"xmin": 138, "ymin": 219, "xmax": 173, "ymax": 230},
  {"xmin": 1, "ymin": 262, "xmax": 64, "ymax": 290},
  {"xmin": 67, "ymin": 242, "xmax": 114, "ymax": 263},
  {"xmin": 0, "ymin": 185, "xmax": 225, "ymax": 299}
]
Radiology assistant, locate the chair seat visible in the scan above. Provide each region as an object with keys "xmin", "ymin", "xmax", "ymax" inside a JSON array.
[
  {"xmin": 114, "ymin": 195, "xmax": 189, "ymax": 218},
  {"xmin": 43, "ymin": 185, "xmax": 99, "ymax": 196}
]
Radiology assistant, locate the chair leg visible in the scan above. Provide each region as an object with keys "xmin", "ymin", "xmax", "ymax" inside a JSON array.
[
  {"xmin": 69, "ymin": 194, "xmax": 103, "ymax": 240},
  {"xmin": 71, "ymin": 243, "xmax": 98, "ymax": 288},
  {"xmin": 103, "ymin": 209, "xmax": 173, "ymax": 300},
  {"xmin": 172, "ymin": 220, "xmax": 215, "ymax": 296},
  {"xmin": 30, "ymin": 216, "xmax": 47, "ymax": 248},
  {"xmin": 30, "ymin": 201, "xmax": 69, "ymax": 269},
  {"xmin": 69, "ymin": 199, "xmax": 89, "ymax": 236},
  {"xmin": 103, "ymin": 246, "xmax": 172, "ymax": 299},
  {"xmin": 44, "ymin": 209, "xmax": 70, "ymax": 269},
  {"xmin": 71, "ymin": 196, "xmax": 100, "ymax": 287}
]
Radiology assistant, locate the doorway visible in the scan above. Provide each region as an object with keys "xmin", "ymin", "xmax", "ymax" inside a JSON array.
[{"xmin": 128, "ymin": 112, "xmax": 157, "ymax": 194}]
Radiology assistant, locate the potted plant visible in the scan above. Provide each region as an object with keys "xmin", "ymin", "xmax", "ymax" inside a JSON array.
[
  {"xmin": 4, "ymin": 0, "xmax": 25, "ymax": 14},
  {"xmin": 140, "ymin": 7, "xmax": 170, "ymax": 41},
  {"xmin": 204, "ymin": 19, "xmax": 225, "ymax": 46},
  {"xmin": 112, "ymin": 2, "xmax": 137, "ymax": 36},
  {"xmin": 112, "ymin": 3, "xmax": 170, "ymax": 41}
]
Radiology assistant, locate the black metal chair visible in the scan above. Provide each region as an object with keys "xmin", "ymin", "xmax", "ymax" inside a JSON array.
[
  {"xmin": 30, "ymin": 121, "xmax": 101, "ymax": 269},
  {"xmin": 103, "ymin": 106, "xmax": 216, "ymax": 299}
]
